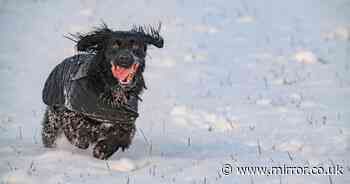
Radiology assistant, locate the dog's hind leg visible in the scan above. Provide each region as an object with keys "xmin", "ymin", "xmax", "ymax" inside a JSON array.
[{"xmin": 41, "ymin": 107, "xmax": 62, "ymax": 148}]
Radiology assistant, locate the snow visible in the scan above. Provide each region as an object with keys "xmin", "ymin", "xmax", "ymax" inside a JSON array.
[
  {"xmin": 323, "ymin": 26, "xmax": 350, "ymax": 41},
  {"xmin": 1, "ymin": 0, "xmax": 350, "ymax": 183},
  {"xmin": 293, "ymin": 50, "xmax": 319, "ymax": 64}
]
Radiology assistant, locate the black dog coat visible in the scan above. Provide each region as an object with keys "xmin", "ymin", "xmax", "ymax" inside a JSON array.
[
  {"xmin": 41, "ymin": 24, "xmax": 164, "ymax": 159},
  {"xmin": 42, "ymin": 54, "xmax": 139, "ymax": 123}
]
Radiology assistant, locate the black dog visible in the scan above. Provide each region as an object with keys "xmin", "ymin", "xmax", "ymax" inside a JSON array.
[{"xmin": 41, "ymin": 23, "xmax": 164, "ymax": 159}]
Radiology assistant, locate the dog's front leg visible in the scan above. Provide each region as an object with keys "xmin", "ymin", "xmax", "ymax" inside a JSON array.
[
  {"xmin": 92, "ymin": 123, "xmax": 136, "ymax": 160},
  {"xmin": 62, "ymin": 113, "xmax": 98, "ymax": 149}
]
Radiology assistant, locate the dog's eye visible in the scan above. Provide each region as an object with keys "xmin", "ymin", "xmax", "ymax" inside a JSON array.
[{"xmin": 133, "ymin": 47, "xmax": 146, "ymax": 57}]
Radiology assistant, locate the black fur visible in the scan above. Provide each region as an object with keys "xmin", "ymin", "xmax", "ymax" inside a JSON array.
[{"xmin": 42, "ymin": 23, "xmax": 163, "ymax": 159}]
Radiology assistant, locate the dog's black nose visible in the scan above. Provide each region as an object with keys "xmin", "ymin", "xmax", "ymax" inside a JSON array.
[{"xmin": 117, "ymin": 54, "xmax": 133, "ymax": 67}]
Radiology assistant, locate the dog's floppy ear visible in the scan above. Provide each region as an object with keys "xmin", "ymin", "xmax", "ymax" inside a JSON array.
[
  {"xmin": 65, "ymin": 23, "xmax": 113, "ymax": 53},
  {"xmin": 131, "ymin": 23, "xmax": 164, "ymax": 48}
]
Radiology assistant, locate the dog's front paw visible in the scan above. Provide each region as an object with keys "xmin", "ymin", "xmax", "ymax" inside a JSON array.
[
  {"xmin": 92, "ymin": 139, "xmax": 120, "ymax": 160},
  {"xmin": 63, "ymin": 127, "xmax": 91, "ymax": 150}
]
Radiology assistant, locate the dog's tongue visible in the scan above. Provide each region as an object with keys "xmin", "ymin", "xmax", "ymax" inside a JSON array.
[
  {"xmin": 111, "ymin": 65, "xmax": 129, "ymax": 81},
  {"xmin": 111, "ymin": 63, "xmax": 139, "ymax": 82}
]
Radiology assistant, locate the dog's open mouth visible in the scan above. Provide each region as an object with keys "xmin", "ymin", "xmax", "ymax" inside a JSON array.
[{"xmin": 111, "ymin": 63, "xmax": 139, "ymax": 85}]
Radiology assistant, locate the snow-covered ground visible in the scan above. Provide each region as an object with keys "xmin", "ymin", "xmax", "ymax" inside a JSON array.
[{"xmin": 1, "ymin": 0, "xmax": 349, "ymax": 183}]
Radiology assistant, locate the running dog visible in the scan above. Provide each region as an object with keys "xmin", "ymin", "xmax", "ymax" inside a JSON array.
[{"xmin": 41, "ymin": 23, "xmax": 164, "ymax": 159}]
